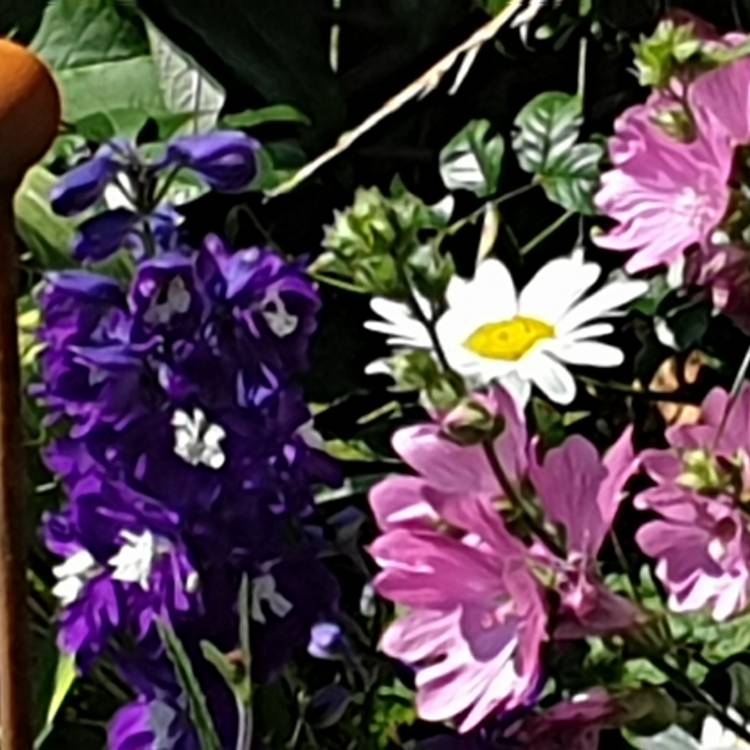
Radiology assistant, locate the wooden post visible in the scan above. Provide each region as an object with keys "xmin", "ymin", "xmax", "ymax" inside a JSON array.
[{"xmin": 0, "ymin": 40, "xmax": 60, "ymax": 750}]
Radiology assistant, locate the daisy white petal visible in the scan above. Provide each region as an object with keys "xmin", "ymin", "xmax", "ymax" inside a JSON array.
[
  {"xmin": 566, "ymin": 322, "xmax": 615, "ymax": 341},
  {"xmin": 558, "ymin": 279, "xmax": 648, "ymax": 334},
  {"xmin": 525, "ymin": 353, "xmax": 577, "ymax": 404},
  {"xmin": 446, "ymin": 258, "xmax": 517, "ymax": 322},
  {"xmin": 519, "ymin": 255, "xmax": 601, "ymax": 323},
  {"xmin": 550, "ymin": 340, "xmax": 625, "ymax": 367}
]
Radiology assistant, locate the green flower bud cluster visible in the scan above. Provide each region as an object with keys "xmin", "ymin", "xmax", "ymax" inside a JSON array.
[{"xmin": 321, "ymin": 181, "xmax": 455, "ymax": 300}]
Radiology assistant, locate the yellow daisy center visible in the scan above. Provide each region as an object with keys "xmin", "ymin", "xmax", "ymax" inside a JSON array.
[{"xmin": 464, "ymin": 316, "xmax": 554, "ymax": 361}]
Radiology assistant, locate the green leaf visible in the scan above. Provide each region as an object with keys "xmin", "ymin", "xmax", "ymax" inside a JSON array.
[
  {"xmin": 729, "ymin": 662, "xmax": 750, "ymax": 715},
  {"xmin": 139, "ymin": 0, "xmax": 346, "ymax": 141},
  {"xmin": 514, "ymin": 92, "xmax": 583, "ymax": 173},
  {"xmin": 55, "ymin": 56, "xmax": 164, "ymax": 124},
  {"xmin": 14, "ymin": 166, "xmax": 76, "ymax": 269},
  {"xmin": 699, "ymin": 610, "xmax": 750, "ymax": 663},
  {"xmin": 513, "ymin": 91, "xmax": 602, "ymax": 214},
  {"xmin": 221, "ymin": 105, "xmax": 311, "ymax": 129},
  {"xmin": 158, "ymin": 619, "xmax": 222, "ymax": 750},
  {"xmin": 439, "ymin": 119, "xmax": 505, "ymax": 198},
  {"xmin": 160, "ymin": 169, "xmax": 211, "ymax": 206},
  {"xmin": 31, "ymin": 0, "xmax": 148, "ymax": 70},
  {"xmin": 33, "ymin": 652, "xmax": 76, "ymax": 749},
  {"xmin": 630, "ymin": 274, "xmax": 672, "ymax": 316},
  {"xmin": 201, "ymin": 576, "xmax": 253, "ymax": 750},
  {"xmin": 146, "ymin": 21, "xmax": 226, "ymax": 134},
  {"xmin": 537, "ymin": 142, "xmax": 603, "ymax": 214}
]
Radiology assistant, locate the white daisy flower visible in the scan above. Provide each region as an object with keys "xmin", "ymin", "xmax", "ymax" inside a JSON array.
[{"xmin": 365, "ymin": 253, "xmax": 647, "ymax": 405}]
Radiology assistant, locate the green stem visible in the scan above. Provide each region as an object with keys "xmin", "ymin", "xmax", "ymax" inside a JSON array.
[
  {"xmin": 577, "ymin": 375, "xmax": 702, "ymax": 404},
  {"xmin": 309, "ymin": 272, "xmax": 363, "ymax": 294},
  {"xmin": 481, "ymin": 441, "xmax": 565, "ymax": 557},
  {"xmin": 609, "ymin": 529, "xmax": 641, "ymax": 604},
  {"xmin": 652, "ymin": 656, "xmax": 750, "ymax": 745},
  {"xmin": 519, "ymin": 210, "xmax": 575, "ymax": 256},
  {"xmin": 441, "ymin": 183, "xmax": 537, "ymax": 238},
  {"xmin": 400, "ymin": 267, "xmax": 456, "ymax": 379}
]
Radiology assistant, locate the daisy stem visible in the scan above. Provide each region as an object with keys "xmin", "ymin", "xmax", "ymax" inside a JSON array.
[
  {"xmin": 400, "ymin": 267, "xmax": 457, "ymax": 379},
  {"xmin": 518, "ymin": 210, "xmax": 575, "ymax": 256},
  {"xmin": 481, "ymin": 440, "xmax": 566, "ymax": 558}
]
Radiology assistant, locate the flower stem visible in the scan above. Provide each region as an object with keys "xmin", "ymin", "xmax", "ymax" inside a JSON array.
[
  {"xmin": 400, "ymin": 267, "xmax": 456, "ymax": 379},
  {"xmin": 481, "ymin": 440, "xmax": 565, "ymax": 557},
  {"xmin": 577, "ymin": 375, "xmax": 702, "ymax": 404},
  {"xmin": 519, "ymin": 210, "xmax": 575, "ymax": 256},
  {"xmin": 441, "ymin": 183, "xmax": 537, "ymax": 239},
  {"xmin": 652, "ymin": 655, "xmax": 750, "ymax": 745}
]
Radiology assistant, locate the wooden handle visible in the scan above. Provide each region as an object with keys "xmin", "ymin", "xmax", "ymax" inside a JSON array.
[{"xmin": 0, "ymin": 39, "xmax": 60, "ymax": 750}]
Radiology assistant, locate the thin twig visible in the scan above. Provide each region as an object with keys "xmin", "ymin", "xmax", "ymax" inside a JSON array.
[
  {"xmin": 519, "ymin": 210, "xmax": 575, "ymax": 256},
  {"xmin": 265, "ymin": 0, "xmax": 526, "ymax": 198},
  {"xmin": 441, "ymin": 182, "xmax": 537, "ymax": 239}
]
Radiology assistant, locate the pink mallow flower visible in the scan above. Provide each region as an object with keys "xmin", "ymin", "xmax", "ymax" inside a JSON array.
[
  {"xmin": 369, "ymin": 388, "xmax": 639, "ymax": 731},
  {"xmin": 511, "ymin": 689, "xmax": 625, "ymax": 750},
  {"xmin": 530, "ymin": 429, "xmax": 641, "ymax": 639},
  {"xmin": 595, "ymin": 39, "xmax": 750, "ymax": 332},
  {"xmin": 369, "ymin": 391, "xmax": 545, "ymax": 733},
  {"xmin": 594, "ymin": 89, "xmax": 734, "ymax": 273},
  {"xmin": 635, "ymin": 385, "xmax": 750, "ymax": 621}
]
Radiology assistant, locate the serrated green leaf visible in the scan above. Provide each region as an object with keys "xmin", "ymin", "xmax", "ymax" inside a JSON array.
[
  {"xmin": 14, "ymin": 166, "xmax": 76, "ymax": 269},
  {"xmin": 439, "ymin": 119, "xmax": 505, "ymax": 198},
  {"xmin": 32, "ymin": 0, "xmax": 148, "ymax": 70},
  {"xmin": 158, "ymin": 619, "xmax": 222, "ymax": 750},
  {"xmin": 146, "ymin": 21, "xmax": 226, "ymax": 134},
  {"xmin": 222, "ymin": 105, "xmax": 311, "ymax": 129}
]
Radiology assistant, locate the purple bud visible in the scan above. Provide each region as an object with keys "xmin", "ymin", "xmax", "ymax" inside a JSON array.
[
  {"xmin": 307, "ymin": 622, "xmax": 344, "ymax": 660},
  {"xmin": 73, "ymin": 209, "xmax": 138, "ymax": 262},
  {"xmin": 165, "ymin": 131, "xmax": 260, "ymax": 192},
  {"xmin": 50, "ymin": 144, "xmax": 123, "ymax": 217}
]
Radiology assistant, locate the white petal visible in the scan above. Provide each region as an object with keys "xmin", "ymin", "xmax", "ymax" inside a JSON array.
[
  {"xmin": 557, "ymin": 279, "xmax": 649, "ymax": 334},
  {"xmin": 550, "ymin": 340, "xmax": 624, "ymax": 367},
  {"xmin": 497, "ymin": 371, "xmax": 532, "ymax": 407},
  {"xmin": 369, "ymin": 298, "xmax": 413, "ymax": 325},
  {"xmin": 566, "ymin": 322, "xmax": 615, "ymax": 341},
  {"xmin": 519, "ymin": 255, "xmax": 601, "ymax": 323},
  {"xmin": 446, "ymin": 259, "xmax": 517, "ymax": 322},
  {"xmin": 525, "ymin": 354, "xmax": 577, "ymax": 404}
]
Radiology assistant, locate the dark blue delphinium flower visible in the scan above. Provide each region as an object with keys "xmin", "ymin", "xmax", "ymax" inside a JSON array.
[
  {"xmin": 38, "ymin": 233, "xmax": 340, "ymax": 748},
  {"xmin": 165, "ymin": 131, "xmax": 260, "ymax": 192},
  {"xmin": 49, "ymin": 141, "xmax": 126, "ymax": 216},
  {"xmin": 109, "ymin": 695, "xmax": 199, "ymax": 750},
  {"xmin": 49, "ymin": 132, "xmax": 260, "ymax": 262}
]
